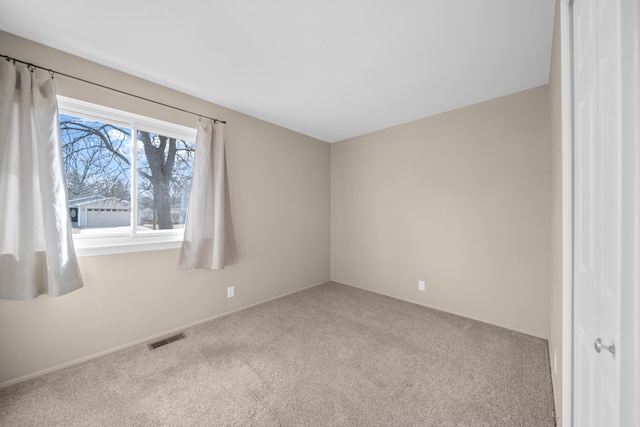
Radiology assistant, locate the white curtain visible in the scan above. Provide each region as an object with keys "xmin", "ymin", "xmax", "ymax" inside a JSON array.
[
  {"xmin": 179, "ymin": 120, "xmax": 238, "ymax": 270},
  {"xmin": 0, "ymin": 61, "xmax": 83, "ymax": 300}
]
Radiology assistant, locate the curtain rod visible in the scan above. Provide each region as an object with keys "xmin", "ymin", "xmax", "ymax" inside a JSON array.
[{"xmin": 1, "ymin": 54, "xmax": 226, "ymax": 124}]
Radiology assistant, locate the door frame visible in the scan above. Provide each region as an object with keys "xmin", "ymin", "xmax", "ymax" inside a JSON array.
[
  {"xmin": 559, "ymin": 0, "xmax": 639, "ymax": 425},
  {"xmin": 558, "ymin": 2, "xmax": 573, "ymax": 425}
]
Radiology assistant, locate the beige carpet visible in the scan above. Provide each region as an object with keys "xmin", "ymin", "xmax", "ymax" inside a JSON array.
[{"xmin": 0, "ymin": 282, "xmax": 556, "ymax": 426}]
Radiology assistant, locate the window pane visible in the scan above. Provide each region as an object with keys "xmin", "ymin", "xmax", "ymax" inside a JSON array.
[
  {"xmin": 60, "ymin": 114, "xmax": 132, "ymax": 234},
  {"xmin": 136, "ymin": 131, "xmax": 195, "ymax": 231}
]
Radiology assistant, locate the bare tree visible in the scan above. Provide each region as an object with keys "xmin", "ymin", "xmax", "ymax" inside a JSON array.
[
  {"xmin": 61, "ymin": 120, "xmax": 131, "ymax": 200},
  {"xmin": 60, "ymin": 115, "xmax": 194, "ymax": 230},
  {"xmin": 136, "ymin": 132, "xmax": 194, "ymax": 229}
]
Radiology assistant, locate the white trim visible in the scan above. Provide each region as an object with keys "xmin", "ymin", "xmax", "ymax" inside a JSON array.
[
  {"xmin": 73, "ymin": 234, "xmax": 184, "ymax": 257},
  {"xmin": 619, "ymin": 0, "xmax": 639, "ymax": 424},
  {"xmin": 58, "ymin": 96, "xmax": 197, "ymax": 141},
  {"xmin": 130, "ymin": 120, "xmax": 140, "ymax": 239},
  {"xmin": 0, "ymin": 280, "xmax": 329, "ymax": 389},
  {"xmin": 560, "ymin": 1, "xmax": 574, "ymax": 426}
]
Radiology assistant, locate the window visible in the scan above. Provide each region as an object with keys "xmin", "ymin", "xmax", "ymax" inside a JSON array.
[{"xmin": 58, "ymin": 97, "xmax": 197, "ymax": 256}]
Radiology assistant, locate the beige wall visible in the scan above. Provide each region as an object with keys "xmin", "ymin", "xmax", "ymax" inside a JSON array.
[
  {"xmin": 0, "ymin": 31, "xmax": 331, "ymax": 386},
  {"xmin": 331, "ymin": 86, "xmax": 551, "ymax": 338},
  {"xmin": 548, "ymin": 0, "xmax": 564, "ymax": 424}
]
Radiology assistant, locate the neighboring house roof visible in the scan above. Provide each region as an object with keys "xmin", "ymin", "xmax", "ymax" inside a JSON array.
[{"xmin": 68, "ymin": 195, "xmax": 130, "ymax": 207}]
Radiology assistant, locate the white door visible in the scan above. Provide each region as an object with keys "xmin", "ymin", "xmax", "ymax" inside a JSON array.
[{"xmin": 571, "ymin": 0, "xmax": 637, "ymax": 425}]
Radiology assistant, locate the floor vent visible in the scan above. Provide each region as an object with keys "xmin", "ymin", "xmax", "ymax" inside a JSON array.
[{"xmin": 148, "ymin": 332, "xmax": 186, "ymax": 350}]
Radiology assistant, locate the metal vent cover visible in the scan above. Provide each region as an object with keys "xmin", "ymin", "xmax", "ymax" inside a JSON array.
[{"xmin": 148, "ymin": 332, "xmax": 186, "ymax": 350}]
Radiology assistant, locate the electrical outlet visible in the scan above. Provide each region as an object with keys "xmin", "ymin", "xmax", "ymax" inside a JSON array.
[
  {"xmin": 418, "ymin": 280, "xmax": 425, "ymax": 291},
  {"xmin": 227, "ymin": 286, "xmax": 235, "ymax": 298}
]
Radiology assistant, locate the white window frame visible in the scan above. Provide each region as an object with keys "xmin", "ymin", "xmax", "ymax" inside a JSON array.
[{"xmin": 58, "ymin": 96, "xmax": 197, "ymax": 257}]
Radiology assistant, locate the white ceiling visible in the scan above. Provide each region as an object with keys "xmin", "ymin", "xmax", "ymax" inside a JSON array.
[{"xmin": 0, "ymin": 0, "xmax": 556, "ymax": 143}]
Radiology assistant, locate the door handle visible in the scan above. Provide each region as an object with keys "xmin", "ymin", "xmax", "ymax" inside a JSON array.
[{"xmin": 594, "ymin": 338, "xmax": 615, "ymax": 356}]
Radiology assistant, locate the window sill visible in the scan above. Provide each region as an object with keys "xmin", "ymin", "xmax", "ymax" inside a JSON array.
[{"xmin": 73, "ymin": 234, "xmax": 184, "ymax": 257}]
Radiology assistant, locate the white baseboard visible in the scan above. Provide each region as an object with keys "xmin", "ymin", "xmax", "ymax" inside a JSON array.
[
  {"xmin": 333, "ymin": 280, "xmax": 549, "ymax": 340},
  {"xmin": 0, "ymin": 279, "xmax": 328, "ymax": 389}
]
